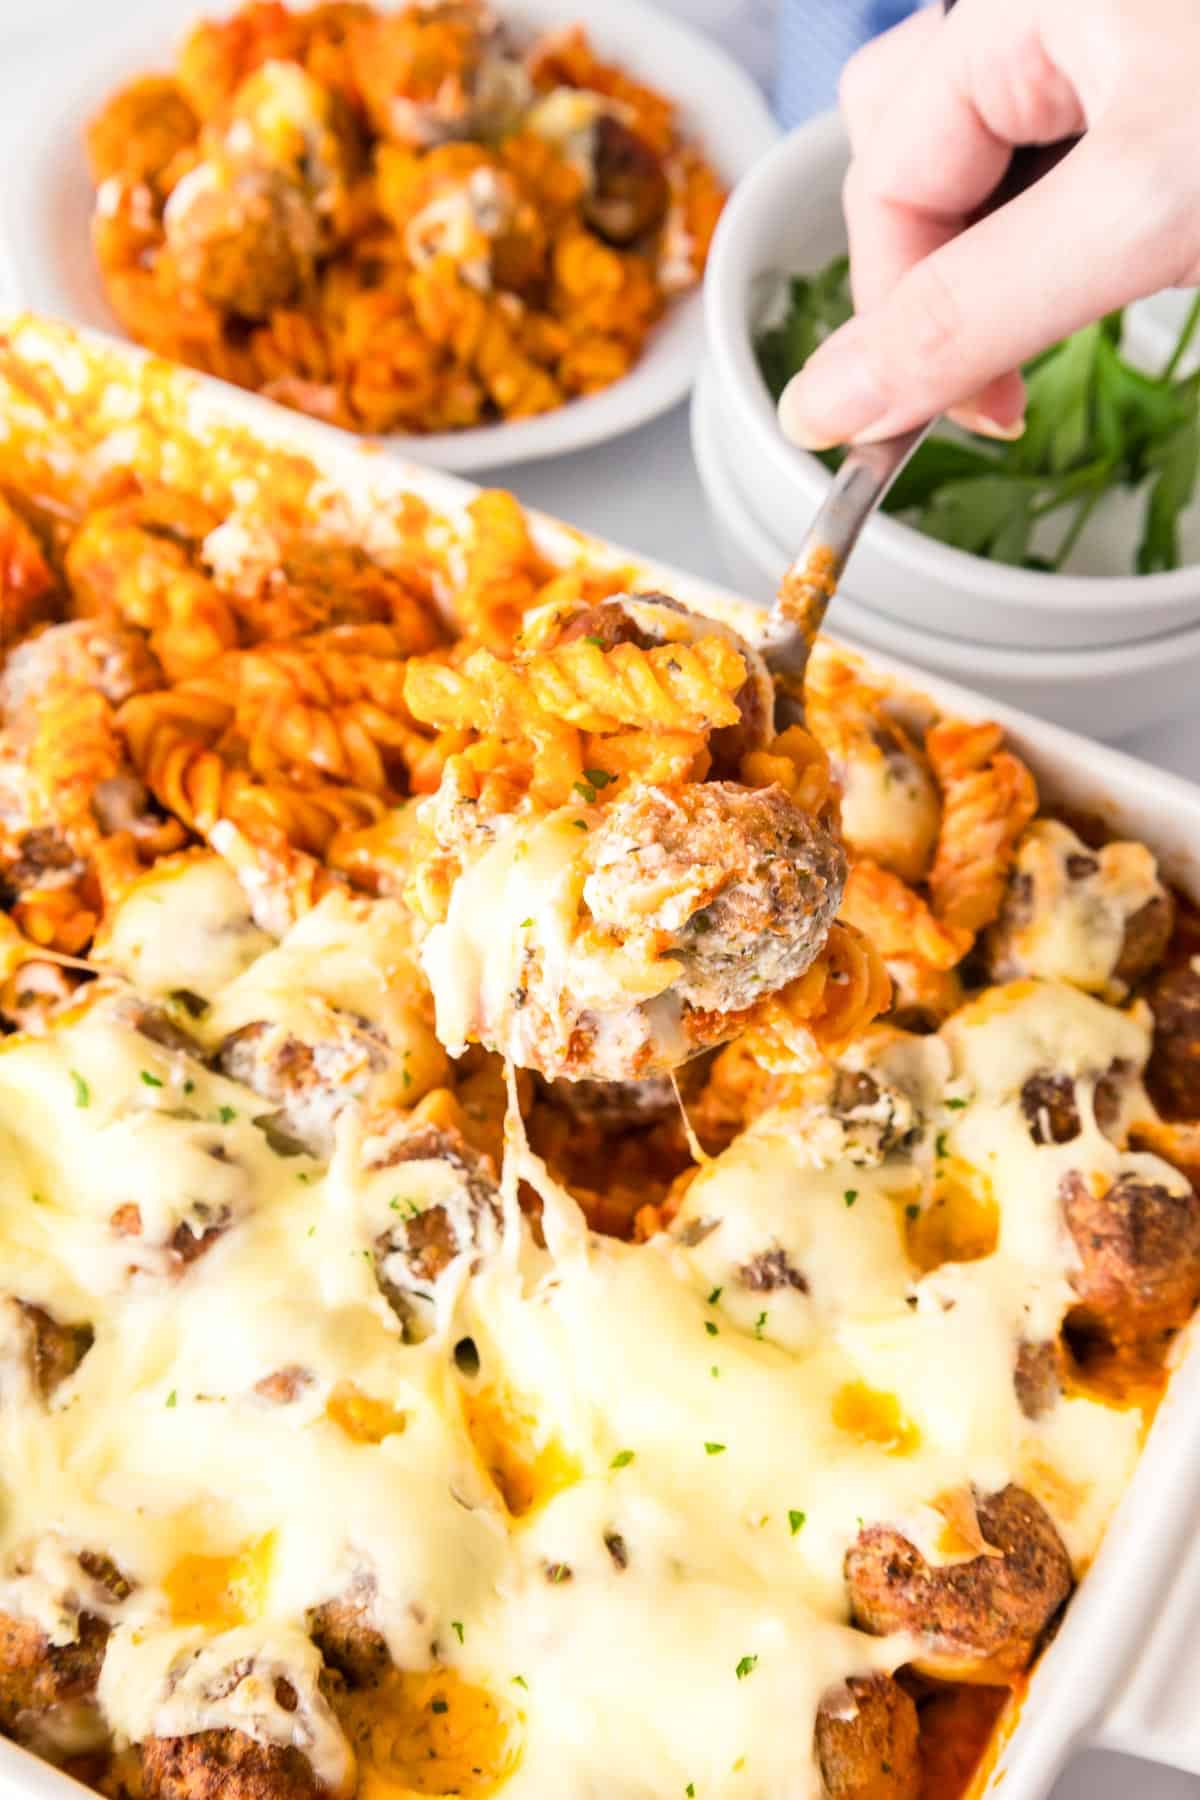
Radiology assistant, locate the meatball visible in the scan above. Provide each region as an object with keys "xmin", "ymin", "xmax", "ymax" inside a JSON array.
[
  {"xmin": 1059, "ymin": 1166, "xmax": 1200, "ymax": 1342},
  {"xmin": 110, "ymin": 1202, "xmax": 230, "ymax": 1272},
  {"xmin": 1013, "ymin": 1339, "xmax": 1061, "ymax": 1421},
  {"xmin": 1019, "ymin": 1066, "xmax": 1124, "ymax": 1147},
  {"xmin": 13, "ymin": 1301, "xmax": 94, "ymax": 1400},
  {"xmin": 85, "ymin": 76, "xmax": 199, "ymax": 188},
  {"xmin": 0, "ymin": 620, "xmax": 160, "ymax": 719},
  {"xmin": 736, "ymin": 1246, "xmax": 808, "ymax": 1294},
  {"xmin": 217, "ymin": 1017, "xmax": 387, "ymax": 1158},
  {"xmin": 370, "ymin": 1123, "xmax": 501, "ymax": 1337},
  {"xmin": 0, "ymin": 1549, "xmax": 130, "ymax": 1756},
  {"xmin": 829, "ymin": 1069, "xmax": 918, "ymax": 1163},
  {"xmin": 308, "ymin": 1587, "xmax": 389, "ymax": 1690},
  {"xmin": 163, "ymin": 156, "xmax": 321, "ymax": 316},
  {"xmin": 583, "ymin": 116, "xmax": 669, "ymax": 245},
  {"xmin": 0, "ymin": 959, "xmax": 81, "ymax": 1034},
  {"xmin": 1147, "ymin": 961, "xmax": 1200, "ymax": 1119},
  {"xmin": 140, "ymin": 1727, "xmax": 327, "ymax": 1800},
  {"xmin": 0, "ymin": 1611, "xmax": 110, "ymax": 1755},
  {"xmin": 846, "ymin": 1486, "xmax": 1072, "ymax": 1675},
  {"xmin": 581, "ymin": 782, "xmax": 846, "ymax": 1016},
  {"xmin": 987, "ymin": 821, "xmax": 1173, "ymax": 997},
  {"xmin": 814, "ymin": 1673, "xmax": 920, "ymax": 1800}
]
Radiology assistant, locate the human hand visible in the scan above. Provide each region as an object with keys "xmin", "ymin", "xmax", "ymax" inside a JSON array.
[{"xmin": 778, "ymin": 0, "xmax": 1200, "ymax": 449}]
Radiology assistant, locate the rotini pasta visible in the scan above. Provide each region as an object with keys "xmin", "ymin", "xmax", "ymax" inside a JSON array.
[{"xmin": 927, "ymin": 719, "xmax": 1039, "ymax": 933}]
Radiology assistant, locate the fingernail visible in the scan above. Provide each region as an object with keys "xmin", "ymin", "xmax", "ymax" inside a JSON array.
[
  {"xmin": 951, "ymin": 404, "xmax": 1026, "ymax": 442},
  {"xmin": 777, "ymin": 329, "xmax": 886, "ymax": 451}
]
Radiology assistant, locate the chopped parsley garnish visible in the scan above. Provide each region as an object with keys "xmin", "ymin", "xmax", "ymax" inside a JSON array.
[
  {"xmin": 183, "ymin": 1079, "xmax": 196, "ymax": 1096},
  {"xmin": 296, "ymin": 1171, "xmax": 310, "ymax": 1184},
  {"xmin": 611, "ymin": 1449, "xmax": 635, "ymax": 1469},
  {"xmin": 451, "ymin": 1621, "xmax": 464, "ymax": 1644},
  {"xmin": 788, "ymin": 1509, "xmax": 806, "ymax": 1536},
  {"xmin": 519, "ymin": 917, "xmax": 534, "ymax": 928},
  {"xmin": 511, "ymin": 1675, "xmax": 528, "ymax": 1690},
  {"xmin": 430, "ymin": 1698, "xmax": 448, "ymax": 1714},
  {"xmin": 584, "ymin": 634, "xmax": 606, "ymax": 648},
  {"xmin": 30, "ymin": 1191, "xmax": 45, "ymax": 1206},
  {"xmin": 391, "ymin": 1197, "xmax": 421, "ymax": 1217},
  {"xmin": 573, "ymin": 779, "xmax": 598, "ymax": 804},
  {"xmin": 935, "ymin": 1131, "xmax": 948, "ymax": 1158},
  {"xmin": 402, "ymin": 1068, "xmax": 412, "ymax": 1089},
  {"xmin": 945, "ymin": 1096, "xmax": 967, "ymax": 1110},
  {"xmin": 166, "ymin": 1390, "xmax": 177, "ymax": 1408},
  {"xmin": 70, "ymin": 1070, "xmax": 90, "ymax": 1108},
  {"xmin": 686, "ymin": 1787, "xmax": 696, "ymax": 1798},
  {"xmin": 704, "ymin": 1441, "xmax": 726, "ymax": 1456},
  {"xmin": 705, "ymin": 1320, "xmax": 719, "ymax": 1337},
  {"xmin": 711, "ymin": 1365, "xmax": 720, "ymax": 1378},
  {"xmin": 734, "ymin": 1655, "xmax": 757, "ymax": 1680},
  {"xmin": 140, "ymin": 1070, "xmax": 163, "ymax": 1088},
  {"xmin": 905, "ymin": 1203, "xmax": 921, "ymax": 1221},
  {"xmin": 753, "ymin": 1312, "xmax": 767, "ymax": 1339},
  {"xmin": 583, "ymin": 768, "xmax": 614, "ymax": 788},
  {"xmin": 307, "ymin": 1225, "xmax": 316, "ymax": 1237},
  {"xmin": 572, "ymin": 819, "xmax": 588, "ymax": 831},
  {"xmin": 707, "ymin": 1286, "xmax": 722, "ymax": 1305},
  {"xmin": 843, "ymin": 1189, "xmax": 858, "ymax": 1207},
  {"xmin": 217, "ymin": 1105, "xmax": 237, "ymax": 1124}
]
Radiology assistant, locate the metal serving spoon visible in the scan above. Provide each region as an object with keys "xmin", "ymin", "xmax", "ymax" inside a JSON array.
[{"xmin": 761, "ymin": 0, "xmax": 1080, "ymax": 719}]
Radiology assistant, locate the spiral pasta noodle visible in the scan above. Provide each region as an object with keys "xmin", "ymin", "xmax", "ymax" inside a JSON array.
[
  {"xmin": 741, "ymin": 923, "xmax": 893, "ymax": 1069},
  {"xmin": 840, "ymin": 860, "xmax": 974, "ymax": 973},
  {"xmin": 927, "ymin": 720, "xmax": 1039, "ymax": 933}
]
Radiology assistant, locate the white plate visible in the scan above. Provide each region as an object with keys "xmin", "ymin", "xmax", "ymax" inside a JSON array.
[
  {"xmin": 5, "ymin": 317, "xmax": 1200, "ymax": 1800},
  {"xmin": 691, "ymin": 360, "xmax": 1200, "ymax": 741},
  {"xmin": 0, "ymin": 0, "xmax": 777, "ymax": 473}
]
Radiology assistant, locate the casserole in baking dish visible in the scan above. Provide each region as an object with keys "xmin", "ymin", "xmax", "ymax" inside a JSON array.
[{"xmin": 2, "ymin": 318, "xmax": 1200, "ymax": 1800}]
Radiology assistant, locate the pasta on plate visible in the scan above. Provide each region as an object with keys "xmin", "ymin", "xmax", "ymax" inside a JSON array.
[
  {"xmin": 84, "ymin": 0, "xmax": 725, "ymax": 435},
  {"xmin": 2, "ymin": 320, "xmax": 1200, "ymax": 1800}
]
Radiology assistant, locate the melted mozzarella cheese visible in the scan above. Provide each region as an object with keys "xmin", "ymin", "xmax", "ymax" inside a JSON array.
[{"xmin": 0, "ymin": 922, "xmax": 1176, "ymax": 1799}]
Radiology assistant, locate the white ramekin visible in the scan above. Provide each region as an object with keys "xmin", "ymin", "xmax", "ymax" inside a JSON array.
[
  {"xmin": 691, "ymin": 362, "xmax": 1200, "ymax": 740},
  {"xmin": 703, "ymin": 110, "xmax": 1200, "ymax": 652}
]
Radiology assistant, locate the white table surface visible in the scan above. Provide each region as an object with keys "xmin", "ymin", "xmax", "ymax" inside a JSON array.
[{"xmin": 0, "ymin": 3, "xmax": 1198, "ymax": 1795}]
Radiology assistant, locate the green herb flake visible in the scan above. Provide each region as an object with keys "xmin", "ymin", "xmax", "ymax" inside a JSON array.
[
  {"xmin": 753, "ymin": 1312, "xmax": 766, "ymax": 1340},
  {"xmin": 218, "ymin": 1105, "xmax": 236, "ymax": 1124},
  {"xmin": 611, "ymin": 1449, "xmax": 635, "ymax": 1469},
  {"xmin": 30, "ymin": 1191, "xmax": 45, "ymax": 1206},
  {"xmin": 583, "ymin": 768, "xmax": 614, "ymax": 788},
  {"xmin": 431, "ymin": 1698, "xmax": 449, "ymax": 1715},
  {"xmin": 70, "ymin": 1070, "xmax": 90, "ymax": 1108},
  {"xmin": 451, "ymin": 1621, "xmax": 464, "ymax": 1644},
  {"xmin": 140, "ymin": 1070, "xmax": 163, "ymax": 1088},
  {"xmin": 686, "ymin": 1787, "xmax": 696, "ymax": 1798},
  {"xmin": 788, "ymin": 1509, "xmax": 806, "ymax": 1536},
  {"xmin": 584, "ymin": 634, "xmax": 606, "ymax": 648},
  {"xmin": 573, "ymin": 779, "xmax": 598, "ymax": 804},
  {"xmin": 843, "ymin": 1189, "xmax": 858, "ymax": 1208},
  {"xmin": 710, "ymin": 1365, "xmax": 720, "ymax": 1378},
  {"xmin": 707, "ymin": 1286, "xmax": 722, "ymax": 1305},
  {"xmin": 705, "ymin": 1320, "xmax": 719, "ymax": 1337},
  {"xmin": 573, "ymin": 819, "xmax": 588, "ymax": 832},
  {"xmin": 905, "ymin": 1203, "xmax": 921, "ymax": 1221},
  {"xmin": 166, "ymin": 1390, "xmax": 177, "ymax": 1409},
  {"xmin": 512, "ymin": 1675, "xmax": 528, "ymax": 1690},
  {"xmin": 945, "ymin": 1096, "xmax": 967, "ymax": 1111},
  {"xmin": 183, "ymin": 1079, "xmax": 196, "ymax": 1096},
  {"xmin": 935, "ymin": 1131, "xmax": 948, "ymax": 1158},
  {"xmin": 704, "ymin": 1441, "xmax": 726, "ymax": 1456},
  {"xmin": 734, "ymin": 1655, "xmax": 758, "ymax": 1681},
  {"xmin": 519, "ymin": 917, "xmax": 534, "ymax": 928}
]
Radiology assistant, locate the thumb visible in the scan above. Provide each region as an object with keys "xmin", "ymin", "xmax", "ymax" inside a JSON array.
[{"xmin": 777, "ymin": 131, "xmax": 1189, "ymax": 450}]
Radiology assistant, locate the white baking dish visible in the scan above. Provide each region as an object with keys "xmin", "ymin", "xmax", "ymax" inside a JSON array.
[
  {"xmin": 2, "ymin": 315, "xmax": 1200, "ymax": 1800},
  {"xmin": 0, "ymin": 0, "xmax": 777, "ymax": 475}
]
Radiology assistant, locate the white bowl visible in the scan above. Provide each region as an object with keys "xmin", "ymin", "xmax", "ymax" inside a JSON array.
[
  {"xmin": 0, "ymin": 0, "xmax": 777, "ymax": 475},
  {"xmin": 702, "ymin": 110, "xmax": 1200, "ymax": 651},
  {"xmin": 691, "ymin": 361, "xmax": 1200, "ymax": 740}
]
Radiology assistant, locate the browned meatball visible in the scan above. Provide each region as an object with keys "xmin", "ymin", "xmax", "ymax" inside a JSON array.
[
  {"xmin": 845, "ymin": 1486, "xmax": 1072, "ymax": 1675},
  {"xmin": 582, "ymin": 782, "xmax": 846, "ymax": 1016},
  {"xmin": 584, "ymin": 116, "xmax": 669, "ymax": 245},
  {"xmin": 1019, "ymin": 1066, "xmax": 1125, "ymax": 1147},
  {"xmin": 85, "ymin": 76, "xmax": 199, "ymax": 188},
  {"xmin": 15, "ymin": 1300, "xmax": 94, "ymax": 1399},
  {"xmin": 110, "ymin": 1202, "xmax": 229, "ymax": 1271},
  {"xmin": 0, "ymin": 1612, "xmax": 109, "ymax": 1753},
  {"xmin": 0, "ymin": 620, "xmax": 161, "ymax": 718},
  {"xmin": 736, "ymin": 1246, "xmax": 808, "ymax": 1294},
  {"xmin": 1115, "ymin": 892, "xmax": 1176, "ymax": 989},
  {"xmin": 308, "ymin": 1586, "xmax": 389, "ymax": 1690},
  {"xmin": 140, "ymin": 1728, "xmax": 327, "ymax": 1800},
  {"xmin": 163, "ymin": 158, "xmax": 321, "ymax": 317},
  {"xmin": 370, "ymin": 1124, "xmax": 500, "ymax": 1337},
  {"xmin": 1147, "ymin": 962, "xmax": 1200, "ymax": 1120},
  {"xmin": 554, "ymin": 597, "xmax": 659, "ymax": 652},
  {"xmin": 1059, "ymin": 1167, "xmax": 1200, "ymax": 1343},
  {"xmin": 830, "ymin": 1069, "xmax": 918, "ymax": 1161},
  {"xmin": 1013, "ymin": 1339, "xmax": 1061, "ymax": 1421},
  {"xmin": 814, "ymin": 1673, "xmax": 920, "ymax": 1800},
  {"xmin": 217, "ymin": 1017, "xmax": 386, "ymax": 1157}
]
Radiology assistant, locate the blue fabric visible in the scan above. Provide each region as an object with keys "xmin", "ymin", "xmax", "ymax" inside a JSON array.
[{"xmin": 774, "ymin": 0, "xmax": 921, "ymax": 128}]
